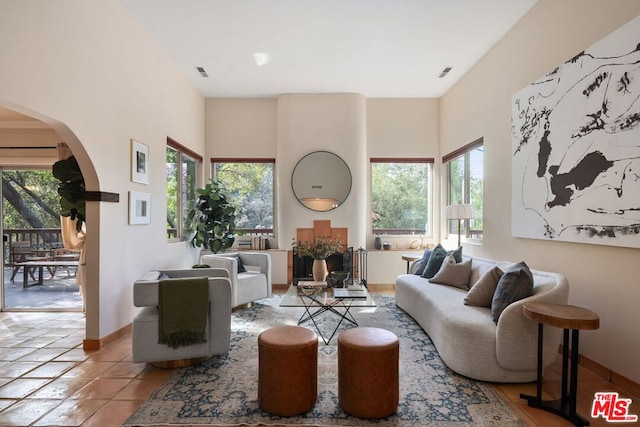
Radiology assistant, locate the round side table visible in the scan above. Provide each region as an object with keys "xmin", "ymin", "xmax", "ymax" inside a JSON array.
[
  {"xmin": 401, "ymin": 254, "xmax": 420, "ymax": 273},
  {"xmin": 520, "ymin": 302, "xmax": 599, "ymax": 427}
]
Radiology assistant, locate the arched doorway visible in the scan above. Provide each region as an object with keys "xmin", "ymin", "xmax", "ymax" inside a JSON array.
[{"xmin": 0, "ymin": 103, "xmax": 99, "ymax": 335}]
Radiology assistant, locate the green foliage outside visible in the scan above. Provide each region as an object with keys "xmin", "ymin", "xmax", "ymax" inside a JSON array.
[
  {"xmin": 214, "ymin": 162, "xmax": 273, "ymax": 231},
  {"xmin": 2, "ymin": 170, "xmax": 61, "ymax": 229},
  {"xmin": 371, "ymin": 163, "xmax": 430, "ymax": 234},
  {"xmin": 448, "ymin": 148, "xmax": 484, "ymax": 234}
]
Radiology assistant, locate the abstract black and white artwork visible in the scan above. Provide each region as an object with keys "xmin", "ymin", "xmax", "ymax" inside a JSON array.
[{"xmin": 511, "ymin": 16, "xmax": 640, "ymax": 248}]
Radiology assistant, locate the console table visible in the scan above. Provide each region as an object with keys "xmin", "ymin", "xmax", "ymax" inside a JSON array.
[{"xmin": 520, "ymin": 302, "xmax": 599, "ymax": 426}]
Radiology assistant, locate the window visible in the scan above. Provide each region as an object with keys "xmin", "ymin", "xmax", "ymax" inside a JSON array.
[
  {"xmin": 443, "ymin": 138, "xmax": 484, "ymax": 241},
  {"xmin": 212, "ymin": 159, "xmax": 274, "ymax": 235},
  {"xmin": 166, "ymin": 137, "xmax": 201, "ymax": 240},
  {"xmin": 370, "ymin": 158, "xmax": 433, "ymax": 235}
]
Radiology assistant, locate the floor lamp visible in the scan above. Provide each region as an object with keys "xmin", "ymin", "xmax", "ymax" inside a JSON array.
[{"xmin": 445, "ymin": 204, "xmax": 475, "ymax": 247}]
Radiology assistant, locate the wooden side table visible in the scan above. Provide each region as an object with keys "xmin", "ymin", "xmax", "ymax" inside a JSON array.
[
  {"xmin": 520, "ymin": 302, "xmax": 599, "ymax": 426},
  {"xmin": 401, "ymin": 254, "xmax": 421, "ymax": 273}
]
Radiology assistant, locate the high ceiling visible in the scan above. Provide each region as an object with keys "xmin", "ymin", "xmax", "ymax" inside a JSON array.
[{"xmin": 120, "ymin": 0, "xmax": 537, "ymax": 98}]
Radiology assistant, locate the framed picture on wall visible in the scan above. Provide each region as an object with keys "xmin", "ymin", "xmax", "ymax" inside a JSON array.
[
  {"xmin": 131, "ymin": 139, "xmax": 149, "ymax": 184},
  {"xmin": 129, "ymin": 191, "xmax": 151, "ymax": 225}
]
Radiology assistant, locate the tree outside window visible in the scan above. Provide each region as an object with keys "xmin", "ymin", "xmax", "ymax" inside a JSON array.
[
  {"xmin": 444, "ymin": 139, "xmax": 483, "ymax": 240},
  {"xmin": 371, "ymin": 159, "xmax": 432, "ymax": 236},
  {"xmin": 166, "ymin": 138, "xmax": 201, "ymax": 240},
  {"xmin": 212, "ymin": 160, "xmax": 274, "ymax": 235}
]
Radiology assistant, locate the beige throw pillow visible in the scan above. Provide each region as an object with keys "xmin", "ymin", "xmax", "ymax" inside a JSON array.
[
  {"xmin": 464, "ymin": 265, "xmax": 504, "ymax": 307},
  {"xmin": 428, "ymin": 254, "xmax": 472, "ymax": 290}
]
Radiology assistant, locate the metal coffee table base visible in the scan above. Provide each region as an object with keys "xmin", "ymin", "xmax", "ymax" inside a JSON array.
[{"xmin": 298, "ymin": 296, "xmax": 358, "ymax": 345}]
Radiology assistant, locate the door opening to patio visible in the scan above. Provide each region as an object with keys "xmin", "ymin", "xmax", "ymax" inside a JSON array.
[{"xmin": 1, "ymin": 168, "xmax": 82, "ymax": 311}]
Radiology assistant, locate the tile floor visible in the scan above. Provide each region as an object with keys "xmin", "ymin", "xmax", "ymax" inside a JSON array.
[{"xmin": 0, "ymin": 309, "xmax": 638, "ymax": 426}]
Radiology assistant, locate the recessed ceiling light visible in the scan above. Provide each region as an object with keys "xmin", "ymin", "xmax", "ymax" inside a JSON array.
[
  {"xmin": 196, "ymin": 66, "xmax": 209, "ymax": 78},
  {"xmin": 253, "ymin": 52, "xmax": 271, "ymax": 67},
  {"xmin": 438, "ymin": 67, "xmax": 453, "ymax": 78}
]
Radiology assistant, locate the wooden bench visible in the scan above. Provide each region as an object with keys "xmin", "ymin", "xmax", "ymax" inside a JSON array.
[{"xmin": 15, "ymin": 261, "xmax": 80, "ymax": 288}]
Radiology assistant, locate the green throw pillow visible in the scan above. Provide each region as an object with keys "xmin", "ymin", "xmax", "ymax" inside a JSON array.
[
  {"xmin": 421, "ymin": 244, "xmax": 448, "ymax": 279},
  {"xmin": 449, "ymin": 246, "xmax": 463, "ymax": 263},
  {"xmin": 491, "ymin": 261, "xmax": 533, "ymax": 323}
]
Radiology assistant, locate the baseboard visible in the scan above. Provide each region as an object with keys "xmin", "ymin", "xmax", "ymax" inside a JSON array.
[
  {"xmin": 83, "ymin": 323, "xmax": 131, "ymax": 351},
  {"xmin": 559, "ymin": 344, "xmax": 640, "ymax": 397}
]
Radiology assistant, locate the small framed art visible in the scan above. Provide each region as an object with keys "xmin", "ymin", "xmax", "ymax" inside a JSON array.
[
  {"xmin": 131, "ymin": 139, "xmax": 149, "ymax": 184},
  {"xmin": 129, "ymin": 191, "xmax": 151, "ymax": 225}
]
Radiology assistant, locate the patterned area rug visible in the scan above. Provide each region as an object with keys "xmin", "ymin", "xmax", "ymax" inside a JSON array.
[{"xmin": 125, "ymin": 294, "xmax": 523, "ymax": 427}]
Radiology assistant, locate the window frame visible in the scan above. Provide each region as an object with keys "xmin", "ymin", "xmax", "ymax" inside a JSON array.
[
  {"xmin": 442, "ymin": 137, "xmax": 484, "ymax": 242},
  {"xmin": 166, "ymin": 137, "xmax": 202, "ymax": 242},
  {"xmin": 211, "ymin": 158, "xmax": 276, "ymax": 237},
  {"xmin": 370, "ymin": 157, "xmax": 434, "ymax": 237}
]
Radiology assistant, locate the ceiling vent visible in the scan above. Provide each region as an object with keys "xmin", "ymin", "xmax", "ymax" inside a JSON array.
[
  {"xmin": 196, "ymin": 67, "xmax": 209, "ymax": 78},
  {"xmin": 438, "ymin": 67, "xmax": 453, "ymax": 78}
]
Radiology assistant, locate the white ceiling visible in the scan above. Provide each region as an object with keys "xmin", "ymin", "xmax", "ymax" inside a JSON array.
[{"xmin": 120, "ymin": 0, "xmax": 537, "ymax": 98}]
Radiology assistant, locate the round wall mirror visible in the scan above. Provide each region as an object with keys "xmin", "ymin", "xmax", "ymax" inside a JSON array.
[{"xmin": 291, "ymin": 151, "xmax": 352, "ymax": 211}]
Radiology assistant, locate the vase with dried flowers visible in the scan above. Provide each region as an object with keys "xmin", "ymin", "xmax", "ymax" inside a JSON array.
[{"xmin": 292, "ymin": 235, "xmax": 344, "ymax": 282}]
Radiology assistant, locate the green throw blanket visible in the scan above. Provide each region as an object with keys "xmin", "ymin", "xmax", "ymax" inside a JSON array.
[{"xmin": 158, "ymin": 277, "xmax": 209, "ymax": 349}]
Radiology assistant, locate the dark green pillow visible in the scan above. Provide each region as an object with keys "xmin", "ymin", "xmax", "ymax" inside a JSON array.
[
  {"xmin": 236, "ymin": 256, "xmax": 247, "ymax": 273},
  {"xmin": 491, "ymin": 261, "xmax": 533, "ymax": 323},
  {"xmin": 449, "ymin": 246, "xmax": 462, "ymax": 263},
  {"xmin": 421, "ymin": 244, "xmax": 447, "ymax": 279}
]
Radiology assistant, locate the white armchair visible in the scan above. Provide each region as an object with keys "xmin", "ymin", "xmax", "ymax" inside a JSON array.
[
  {"xmin": 200, "ymin": 252, "xmax": 272, "ymax": 309},
  {"xmin": 132, "ymin": 268, "xmax": 232, "ymax": 365}
]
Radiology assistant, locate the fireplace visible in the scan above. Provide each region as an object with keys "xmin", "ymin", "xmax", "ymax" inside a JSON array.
[{"xmin": 292, "ymin": 247, "xmax": 353, "ymax": 285}]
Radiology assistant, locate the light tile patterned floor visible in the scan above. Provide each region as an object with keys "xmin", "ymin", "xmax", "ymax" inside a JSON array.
[{"xmin": 0, "ymin": 304, "xmax": 638, "ymax": 426}]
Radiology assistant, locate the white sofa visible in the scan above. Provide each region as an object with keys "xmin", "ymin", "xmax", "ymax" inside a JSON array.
[
  {"xmin": 395, "ymin": 256, "xmax": 569, "ymax": 383},
  {"xmin": 200, "ymin": 252, "xmax": 272, "ymax": 309},
  {"xmin": 132, "ymin": 268, "xmax": 232, "ymax": 364}
]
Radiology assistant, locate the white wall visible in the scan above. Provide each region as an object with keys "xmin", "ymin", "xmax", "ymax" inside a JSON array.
[
  {"xmin": 206, "ymin": 96, "xmax": 440, "ymax": 283},
  {"xmin": 0, "ymin": 1, "xmax": 205, "ymax": 340},
  {"xmin": 440, "ymin": 0, "xmax": 640, "ymax": 383}
]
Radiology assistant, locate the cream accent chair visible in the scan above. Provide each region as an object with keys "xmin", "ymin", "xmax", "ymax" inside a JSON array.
[
  {"xmin": 132, "ymin": 268, "xmax": 232, "ymax": 365},
  {"xmin": 200, "ymin": 252, "xmax": 272, "ymax": 309}
]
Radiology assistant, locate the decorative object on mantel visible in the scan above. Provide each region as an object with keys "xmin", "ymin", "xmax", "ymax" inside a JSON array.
[
  {"xmin": 374, "ymin": 235, "xmax": 382, "ymax": 250},
  {"xmin": 290, "ymin": 220, "xmax": 351, "ymax": 284},
  {"xmin": 445, "ymin": 203, "xmax": 475, "ymax": 247},
  {"xmin": 383, "ymin": 241, "xmax": 392, "ymax": 250},
  {"xmin": 292, "ymin": 234, "xmax": 343, "ymax": 282}
]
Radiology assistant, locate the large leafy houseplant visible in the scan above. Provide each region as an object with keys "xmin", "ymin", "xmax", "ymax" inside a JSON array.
[
  {"xmin": 52, "ymin": 156, "xmax": 86, "ymax": 232},
  {"xmin": 188, "ymin": 181, "xmax": 238, "ymax": 253}
]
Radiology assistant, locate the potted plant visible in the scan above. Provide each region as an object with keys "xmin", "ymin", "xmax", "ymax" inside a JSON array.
[
  {"xmin": 187, "ymin": 181, "xmax": 238, "ymax": 253},
  {"xmin": 52, "ymin": 156, "xmax": 86, "ymax": 232},
  {"xmin": 292, "ymin": 235, "xmax": 343, "ymax": 282}
]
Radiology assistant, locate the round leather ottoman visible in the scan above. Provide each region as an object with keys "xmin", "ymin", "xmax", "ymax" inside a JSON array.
[
  {"xmin": 258, "ymin": 325, "xmax": 318, "ymax": 416},
  {"xmin": 338, "ymin": 327, "xmax": 399, "ymax": 418}
]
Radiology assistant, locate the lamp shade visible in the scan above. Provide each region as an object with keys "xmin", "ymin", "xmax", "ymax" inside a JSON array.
[{"xmin": 445, "ymin": 204, "xmax": 475, "ymax": 220}]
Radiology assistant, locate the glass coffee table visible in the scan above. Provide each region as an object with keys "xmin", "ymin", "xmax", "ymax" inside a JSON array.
[{"xmin": 280, "ymin": 281, "xmax": 376, "ymax": 344}]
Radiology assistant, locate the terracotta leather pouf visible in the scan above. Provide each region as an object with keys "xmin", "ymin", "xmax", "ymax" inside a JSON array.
[
  {"xmin": 338, "ymin": 327, "xmax": 399, "ymax": 419},
  {"xmin": 258, "ymin": 325, "xmax": 318, "ymax": 416}
]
